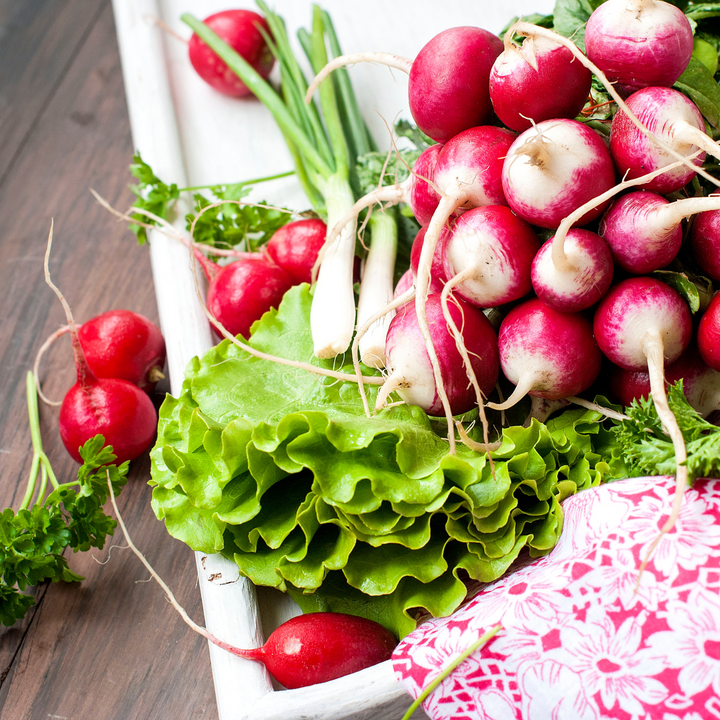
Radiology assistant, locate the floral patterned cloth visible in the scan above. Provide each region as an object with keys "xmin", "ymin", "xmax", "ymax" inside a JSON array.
[{"xmin": 393, "ymin": 476, "xmax": 720, "ymax": 720}]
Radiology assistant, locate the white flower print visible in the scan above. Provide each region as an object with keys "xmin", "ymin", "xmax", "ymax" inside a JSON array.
[
  {"xmin": 551, "ymin": 614, "xmax": 668, "ymax": 715},
  {"xmin": 620, "ymin": 487, "xmax": 720, "ymax": 578},
  {"xmin": 646, "ymin": 586, "xmax": 720, "ymax": 698}
]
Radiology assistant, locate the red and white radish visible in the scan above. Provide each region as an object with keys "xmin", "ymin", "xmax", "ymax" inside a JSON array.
[
  {"xmin": 196, "ymin": 250, "xmax": 294, "ymax": 339},
  {"xmin": 489, "ymin": 33, "xmax": 591, "ymax": 132},
  {"xmin": 441, "ymin": 205, "xmax": 539, "ymax": 308},
  {"xmin": 188, "ymin": 10, "xmax": 275, "ymax": 98},
  {"xmin": 610, "ymin": 87, "xmax": 711, "ymax": 194},
  {"xmin": 610, "ymin": 346, "xmax": 720, "ymax": 418},
  {"xmin": 531, "ymin": 229, "xmax": 614, "ymax": 312},
  {"xmin": 410, "ymin": 226, "xmax": 444, "ymax": 293},
  {"xmin": 43, "ymin": 226, "xmax": 156, "ymax": 464},
  {"xmin": 306, "ymin": 27, "xmax": 503, "ymax": 144},
  {"xmin": 689, "ymin": 209, "xmax": 720, "ymax": 282},
  {"xmin": 488, "ymin": 299, "xmax": 602, "ymax": 411},
  {"xmin": 265, "ymin": 218, "xmax": 327, "ymax": 285},
  {"xmin": 584, "ymin": 0, "xmax": 693, "ymax": 97},
  {"xmin": 698, "ymin": 293, "xmax": 720, "ymax": 373},
  {"xmin": 377, "ymin": 293, "xmax": 499, "ymax": 417},
  {"xmin": 394, "ymin": 268, "xmax": 414, "ymax": 298},
  {"xmin": 501, "ymin": 118, "xmax": 615, "ymax": 229},
  {"xmin": 593, "ymin": 277, "xmax": 693, "ymax": 543}
]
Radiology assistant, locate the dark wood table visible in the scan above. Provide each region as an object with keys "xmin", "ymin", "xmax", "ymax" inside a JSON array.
[{"xmin": 0, "ymin": 1, "xmax": 217, "ymax": 717}]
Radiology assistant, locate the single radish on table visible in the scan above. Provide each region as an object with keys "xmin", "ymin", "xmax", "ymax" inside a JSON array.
[
  {"xmin": 43, "ymin": 227, "xmax": 157, "ymax": 464},
  {"xmin": 489, "ymin": 32, "xmax": 591, "ymax": 132},
  {"xmin": 487, "ymin": 299, "xmax": 602, "ymax": 412},
  {"xmin": 188, "ymin": 10, "xmax": 275, "ymax": 97},
  {"xmin": 306, "ymin": 27, "xmax": 503, "ymax": 143},
  {"xmin": 265, "ymin": 217, "xmax": 327, "ymax": 285},
  {"xmin": 584, "ymin": 0, "xmax": 694, "ymax": 97}
]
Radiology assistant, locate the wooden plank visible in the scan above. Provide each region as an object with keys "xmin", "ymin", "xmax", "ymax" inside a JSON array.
[{"xmin": 0, "ymin": 2, "xmax": 216, "ymax": 718}]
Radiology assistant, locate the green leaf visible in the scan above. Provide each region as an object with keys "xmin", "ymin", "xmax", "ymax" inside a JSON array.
[
  {"xmin": 686, "ymin": 3, "xmax": 720, "ymax": 22},
  {"xmin": 675, "ymin": 55, "xmax": 720, "ymax": 130},
  {"xmin": 651, "ymin": 269, "xmax": 710, "ymax": 313},
  {"xmin": 128, "ymin": 153, "xmax": 180, "ymax": 244},
  {"xmin": 552, "ymin": 0, "xmax": 604, "ymax": 52}
]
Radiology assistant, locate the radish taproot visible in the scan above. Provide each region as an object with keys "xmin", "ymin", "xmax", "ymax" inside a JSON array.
[
  {"xmin": 188, "ymin": 10, "xmax": 275, "ymax": 98},
  {"xmin": 487, "ymin": 299, "xmax": 602, "ymax": 411},
  {"xmin": 584, "ymin": 0, "xmax": 694, "ymax": 97},
  {"xmin": 501, "ymin": 118, "xmax": 615, "ymax": 230},
  {"xmin": 305, "ymin": 27, "xmax": 503, "ymax": 144},
  {"xmin": 43, "ymin": 226, "xmax": 156, "ymax": 464},
  {"xmin": 489, "ymin": 32, "xmax": 591, "ymax": 132},
  {"xmin": 265, "ymin": 217, "xmax": 327, "ymax": 285}
]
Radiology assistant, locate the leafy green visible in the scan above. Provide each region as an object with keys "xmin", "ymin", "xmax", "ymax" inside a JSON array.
[
  {"xmin": 675, "ymin": 55, "xmax": 720, "ymax": 129},
  {"xmin": 0, "ymin": 378, "xmax": 129, "ymax": 626},
  {"xmin": 610, "ymin": 383, "xmax": 720, "ymax": 481},
  {"xmin": 552, "ymin": 0, "xmax": 605, "ymax": 51},
  {"xmin": 150, "ymin": 286, "xmax": 621, "ymax": 636},
  {"xmin": 128, "ymin": 153, "xmax": 179, "ymax": 244}
]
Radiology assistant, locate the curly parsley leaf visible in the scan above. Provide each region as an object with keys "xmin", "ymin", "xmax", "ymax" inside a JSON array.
[{"xmin": 128, "ymin": 153, "xmax": 180, "ymax": 244}]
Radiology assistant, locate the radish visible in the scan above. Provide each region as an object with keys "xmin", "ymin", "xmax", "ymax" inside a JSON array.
[
  {"xmin": 489, "ymin": 33, "xmax": 591, "ymax": 132},
  {"xmin": 265, "ymin": 217, "xmax": 327, "ymax": 285},
  {"xmin": 43, "ymin": 226, "xmax": 156, "ymax": 464},
  {"xmin": 377, "ymin": 293, "xmax": 499, "ymax": 417},
  {"xmin": 76, "ymin": 310, "xmax": 166, "ymax": 391},
  {"xmin": 593, "ymin": 277, "xmax": 693, "ymax": 546},
  {"xmin": 188, "ymin": 10, "xmax": 275, "ymax": 98},
  {"xmin": 305, "ymin": 27, "xmax": 503, "ymax": 144},
  {"xmin": 501, "ymin": 118, "xmax": 615, "ymax": 229},
  {"xmin": 410, "ymin": 226, "xmax": 444, "ymax": 293},
  {"xmin": 610, "ymin": 87, "xmax": 711, "ymax": 194},
  {"xmin": 689, "ymin": 209, "xmax": 720, "ymax": 282},
  {"xmin": 394, "ymin": 268, "xmax": 414, "ymax": 298},
  {"xmin": 196, "ymin": 250, "xmax": 294, "ymax": 339},
  {"xmin": 610, "ymin": 346, "xmax": 720, "ymax": 418},
  {"xmin": 698, "ymin": 293, "xmax": 720, "ymax": 373},
  {"xmin": 531, "ymin": 229, "xmax": 614, "ymax": 312},
  {"xmin": 106, "ymin": 480, "xmax": 397, "ymax": 690},
  {"xmin": 585, "ymin": 0, "xmax": 693, "ymax": 97},
  {"xmin": 487, "ymin": 299, "xmax": 602, "ymax": 411},
  {"xmin": 440, "ymin": 205, "xmax": 539, "ymax": 308}
]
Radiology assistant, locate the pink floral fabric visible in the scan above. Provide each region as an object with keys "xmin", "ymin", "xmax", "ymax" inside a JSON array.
[{"xmin": 393, "ymin": 476, "xmax": 720, "ymax": 720}]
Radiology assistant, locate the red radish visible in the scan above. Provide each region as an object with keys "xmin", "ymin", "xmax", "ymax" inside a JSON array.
[
  {"xmin": 609, "ymin": 88, "xmax": 708, "ymax": 195},
  {"xmin": 410, "ymin": 226, "xmax": 445, "ymax": 293},
  {"xmin": 594, "ymin": 277, "xmax": 693, "ymax": 545},
  {"xmin": 306, "ymin": 28, "xmax": 502, "ymax": 144},
  {"xmin": 501, "ymin": 118, "xmax": 615, "ymax": 229},
  {"xmin": 489, "ymin": 33, "xmax": 591, "ymax": 132},
  {"xmin": 43, "ymin": 226, "xmax": 156, "ymax": 464},
  {"xmin": 610, "ymin": 346, "xmax": 720, "ymax": 418},
  {"xmin": 394, "ymin": 268, "xmax": 414, "ymax": 298},
  {"xmin": 441, "ymin": 205, "xmax": 539, "ymax": 308},
  {"xmin": 225, "ymin": 612, "xmax": 397, "ymax": 689},
  {"xmin": 689, "ymin": 209, "xmax": 720, "ymax": 281},
  {"xmin": 265, "ymin": 218, "xmax": 327, "ymax": 285},
  {"xmin": 377, "ymin": 293, "xmax": 499, "ymax": 417},
  {"xmin": 77, "ymin": 310, "xmax": 166, "ymax": 391},
  {"xmin": 531, "ymin": 229, "xmax": 614, "ymax": 312},
  {"xmin": 188, "ymin": 10, "xmax": 274, "ymax": 98},
  {"xmin": 698, "ymin": 293, "xmax": 720, "ymax": 373},
  {"xmin": 585, "ymin": 0, "xmax": 693, "ymax": 97},
  {"xmin": 105, "ymin": 482, "xmax": 397, "ymax": 690},
  {"xmin": 196, "ymin": 251, "xmax": 293, "ymax": 339},
  {"xmin": 487, "ymin": 299, "xmax": 602, "ymax": 411}
]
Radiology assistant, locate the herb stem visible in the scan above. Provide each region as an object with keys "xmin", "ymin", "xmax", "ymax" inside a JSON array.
[{"xmin": 179, "ymin": 169, "xmax": 295, "ymax": 193}]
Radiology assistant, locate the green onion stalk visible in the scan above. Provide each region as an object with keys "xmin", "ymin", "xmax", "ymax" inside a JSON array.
[{"xmin": 182, "ymin": 4, "xmax": 398, "ymax": 360}]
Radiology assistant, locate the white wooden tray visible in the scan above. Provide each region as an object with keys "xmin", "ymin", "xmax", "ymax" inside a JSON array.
[{"xmin": 110, "ymin": 1, "xmax": 555, "ymax": 718}]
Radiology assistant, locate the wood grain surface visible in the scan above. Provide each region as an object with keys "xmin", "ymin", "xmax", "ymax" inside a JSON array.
[{"xmin": 0, "ymin": 1, "xmax": 217, "ymax": 717}]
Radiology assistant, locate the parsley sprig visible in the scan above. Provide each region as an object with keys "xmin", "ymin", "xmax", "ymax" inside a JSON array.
[{"xmin": 0, "ymin": 373, "xmax": 129, "ymax": 626}]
